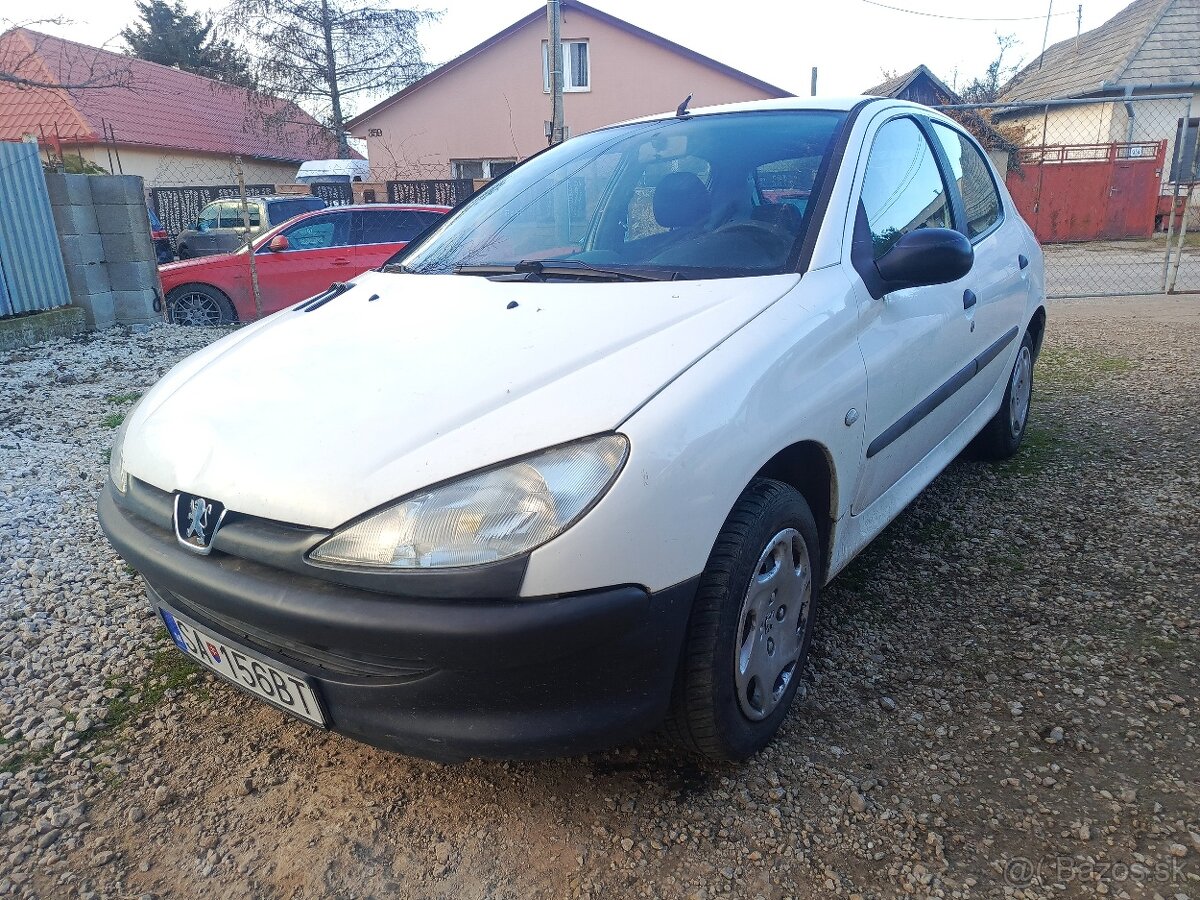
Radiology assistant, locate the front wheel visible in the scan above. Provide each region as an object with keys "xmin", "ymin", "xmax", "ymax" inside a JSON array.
[
  {"xmin": 166, "ymin": 283, "xmax": 236, "ymax": 327},
  {"xmin": 665, "ymin": 478, "xmax": 821, "ymax": 761},
  {"xmin": 973, "ymin": 331, "xmax": 1035, "ymax": 459}
]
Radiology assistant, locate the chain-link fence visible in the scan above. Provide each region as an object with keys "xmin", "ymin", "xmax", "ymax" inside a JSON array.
[{"xmin": 941, "ymin": 93, "xmax": 1199, "ymax": 297}]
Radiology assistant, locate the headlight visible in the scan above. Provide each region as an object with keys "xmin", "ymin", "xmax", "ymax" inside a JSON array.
[
  {"xmin": 108, "ymin": 405, "xmax": 137, "ymax": 494},
  {"xmin": 308, "ymin": 434, "xmax": 629, "ymax": 569}
]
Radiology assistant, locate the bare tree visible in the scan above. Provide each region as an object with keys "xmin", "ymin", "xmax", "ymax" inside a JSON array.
[
  {"xmin": 219, "ymin": 0, "xmax": 437, "ymax": 158},
  {"xmin": 1, "ymin": 19, "xmax": 135, "ymax": 91}
]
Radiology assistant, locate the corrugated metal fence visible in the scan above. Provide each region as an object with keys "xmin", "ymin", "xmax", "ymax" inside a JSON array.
[{"xmin": 0, "ymin": 141, "xmax": 71, "ymax": 316}]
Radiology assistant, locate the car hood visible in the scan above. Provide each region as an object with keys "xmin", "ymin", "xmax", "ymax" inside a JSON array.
[{"xmin": 124, "ymin": 269, "xmax": 800, "ymax": 528}]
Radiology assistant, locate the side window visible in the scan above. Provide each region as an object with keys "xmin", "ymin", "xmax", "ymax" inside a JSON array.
[
  {"xmin": 931, "ymin": 122, "xmax": 1003, "ymax": 239},
  {"xmin": 282, "ymin": 213, "xmax": 351, "ymax": 250},
  {"xmin": 860, "ymin": 117, "xmax": 951, "ymax": 259},
  {"xmin": 197, "ymin": 204, "xmax": 220, "ymax": 230},
  {"xmin": 358, "ymin": 210, "xmax": 421, "ymax": 245},
  {"xmin": 217, "ymin": 202, "xmax": 243, "ymax": 229}
]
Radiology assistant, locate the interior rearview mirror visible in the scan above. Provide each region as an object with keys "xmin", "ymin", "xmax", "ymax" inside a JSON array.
[{"xmin": 874, "ymin": 228, "xmax": 973, "ymax": 290}]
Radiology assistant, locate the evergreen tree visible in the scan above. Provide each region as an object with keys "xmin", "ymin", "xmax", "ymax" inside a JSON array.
[{"xmin": 121, "ymin": 0, "xmax": 251, "ymax": 86}]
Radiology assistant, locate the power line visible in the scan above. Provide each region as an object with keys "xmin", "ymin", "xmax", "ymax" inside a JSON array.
[{"xmin": 860, "ymin": 0, "xmax": 1075, "ymax": 22}]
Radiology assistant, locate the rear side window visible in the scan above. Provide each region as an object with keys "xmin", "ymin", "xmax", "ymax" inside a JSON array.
[
  {"xmin": 268, "ymin": 198, "xmax": 326, "ymax": 225},
  {"xmin": 860, "ymin": 117, "xmax": 951, "ymax": 259},
  {"xmin": 930, "ymin": 122, "xmax": 1003, "ymax": 239},
  {"xmin": 358, "ymin": 210, "xmax": 422, "ymax": 245}
]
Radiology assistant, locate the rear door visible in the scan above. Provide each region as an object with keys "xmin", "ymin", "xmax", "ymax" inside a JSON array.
[
  {"xmin": 848, "ymin": 115, "xmax": 979, "ymax": 514},
  {"xmin": 352, "ymin": 208, "xmax": 426, "ymax": 268},
  {"xmin": 253, "ymin": 211, "xmax": 353, "ymax": 313}
]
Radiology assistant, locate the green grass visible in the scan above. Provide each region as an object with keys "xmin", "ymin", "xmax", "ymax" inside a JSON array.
[
  {"xmin": 1038, "ymin": 347, "xmax": 1133, "ymax": 392},
  {"xmin": 100, "ymin": 412, "xmax": 125, "ymax": 429},
  {"xmin": 101, "ymin": 646, "xmax": 200, "ymax": 735},
  {"xmin": 106, "ymin": 391, "xmax": 142, "ymax": 406},
  {"xmin": 995, "ymin": 422, "xmax": 1066, "ymax": 476}
]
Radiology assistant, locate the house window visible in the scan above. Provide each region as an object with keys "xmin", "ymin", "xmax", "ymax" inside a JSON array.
[
  {"xmin": 452, "ymin": 159, "xmax": 517, "ymax": 180},
  {"xmin": 1170, "ymin": 118, "xmax": 1199, "ymax": 183},
  {"xmin": 542, "ymin": 40, "xmax": 590, "ymax": 92}
]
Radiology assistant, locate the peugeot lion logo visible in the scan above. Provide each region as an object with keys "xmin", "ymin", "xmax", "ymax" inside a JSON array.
[
  {"xmin": 174, "ymin": 492, "xmax": 226, "ymax": 554},
  {"xmin": 186, "ymin": 497, "xmax": 211, "ymax": 540}
]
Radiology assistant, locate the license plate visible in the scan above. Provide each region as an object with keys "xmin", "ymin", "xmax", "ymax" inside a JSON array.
[{"xmin": 159, "ymin": 606, "xmax": 327, "ymax": 727}]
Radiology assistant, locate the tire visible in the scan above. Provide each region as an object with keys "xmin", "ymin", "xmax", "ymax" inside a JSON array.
[
  {"xmin": 665, "ymin": 478, "xmax": 822, "ymax": 761},
  {"xmin": 166, "ymin": 283, "xmax": 237, "ymax": 327},
  {"xmin": 973, "ymin": 331, "xmax": 1035, "ymax": 460}
]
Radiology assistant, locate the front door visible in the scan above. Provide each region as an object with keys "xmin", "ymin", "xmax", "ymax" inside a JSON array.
[
  {"xmin": 253, "ymin": 211, "xmax": 353, "ymax": 314},
  {"xmin": 849, "ymin": 115, "xmax": 979, "ymax": 514}
]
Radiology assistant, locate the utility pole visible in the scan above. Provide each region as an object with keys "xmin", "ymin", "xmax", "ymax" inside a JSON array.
[
  {"xmin": 1075, "ymin": 4, "xmax": 1082, "ymax": 53},
  {"xmin": 547, "ymin": 0, "xmax": 565, "ymax": 145}
]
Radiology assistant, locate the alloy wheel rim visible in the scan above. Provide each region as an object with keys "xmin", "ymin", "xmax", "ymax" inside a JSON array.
[
  {"xmin": 1009, "ymin": 345, "xmax": 1032, "ymax": 437},
  {"xmin": 172, "ymin": 292, "xmax": 222, "ymax": 327},
  {"xmin": 733, "ymin": 527, "xmax": 812, "ymax": 721}
]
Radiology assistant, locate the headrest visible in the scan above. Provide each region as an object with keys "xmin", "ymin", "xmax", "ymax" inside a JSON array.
[{"xmin": 653, "ymin": 172, "xmax": 711, "ymax": 229}]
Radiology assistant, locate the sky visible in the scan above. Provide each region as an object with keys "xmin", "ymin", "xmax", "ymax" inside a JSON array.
[{"xmin": 12, "ymin": 0, "xmax": 1135, "ymax": 101}]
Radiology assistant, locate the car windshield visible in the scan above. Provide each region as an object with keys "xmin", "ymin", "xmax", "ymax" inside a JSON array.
[{"xmin": 395, "ymin": 110, "xmax": 847, "ymax": 280}]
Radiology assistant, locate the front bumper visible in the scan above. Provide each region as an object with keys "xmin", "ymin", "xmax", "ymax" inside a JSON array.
[{"xmin": 98, "ymin": 483, "xmax": 697, "ymax": 761}]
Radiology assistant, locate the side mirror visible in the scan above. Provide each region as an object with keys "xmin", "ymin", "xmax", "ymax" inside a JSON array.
[
  {"xmin": 874, "ymin": 228, "xmax": 973, "ymax": 290},
  {"xmin": 195, "ymin": 220, "xmax": 206, "ymax": 232},
  {"xmin": 268, "ymin": 234, "xmax": 289, "ymax": 252}
]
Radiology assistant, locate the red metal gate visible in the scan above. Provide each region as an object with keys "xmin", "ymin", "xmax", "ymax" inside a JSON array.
[{"xmin": 1005, "ymin": 141, "xmax": 1165, "ymax": 243}]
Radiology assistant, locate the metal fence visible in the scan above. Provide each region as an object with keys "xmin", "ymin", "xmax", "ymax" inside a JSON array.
[
  {"xmin": 387, "ymin": 179, "xmax": 475, "ymax": 207},
  {"xmin": 941, "ymin": 93, "xmax": 1198, "ymax": 297},
  {"xmin": 0, "ymin": 141, "xmax": 71, "ymax": 316},
  {"xmin": 309, "ymin": 182, "xmax": 354, "ymax": 207}
]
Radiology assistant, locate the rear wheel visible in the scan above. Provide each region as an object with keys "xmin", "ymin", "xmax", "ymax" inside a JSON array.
[
  {"xmin": 166, "ymin": 283, "xmax": 236, "ymax": 327},
  {"xmin": 665, "ymin": 478, "xmax": 821, "ymax": 761},
  {"xmin": 973, "ymin": 331, "xmax": 1034, "ymax": 459}
]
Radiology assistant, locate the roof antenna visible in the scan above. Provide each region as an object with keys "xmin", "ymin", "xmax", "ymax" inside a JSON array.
[{"xmin": 676, "ymin": 93, "xmax": 692, "ymax": 117}]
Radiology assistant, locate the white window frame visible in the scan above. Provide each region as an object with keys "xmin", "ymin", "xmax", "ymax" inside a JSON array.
[
  {"xmin": 451, "ymin": 158, "xmax": 518, "ymax": 180},
  {"xmin": 542, "ymin": 39, "xmax": 590, "ymax": 93}
]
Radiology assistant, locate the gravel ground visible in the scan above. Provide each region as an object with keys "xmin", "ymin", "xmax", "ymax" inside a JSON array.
[{"xmin": 1, "ymin": 297, "xmax": 1197, "ymax": 900}]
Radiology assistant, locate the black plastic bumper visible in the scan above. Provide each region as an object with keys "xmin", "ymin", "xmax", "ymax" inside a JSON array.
[{"xmin": 98, "ymin": 485, "xmax": 697, "ymax": 761}]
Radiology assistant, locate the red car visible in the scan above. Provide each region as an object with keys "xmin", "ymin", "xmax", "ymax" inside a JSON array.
[{"xmin": 159, "ymin": 204, "xmax": 449, "ymax": 325}]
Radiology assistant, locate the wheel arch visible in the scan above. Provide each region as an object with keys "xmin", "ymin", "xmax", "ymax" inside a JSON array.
[
  {"xmin": 165, "ymin": 281, "xmax": 239, "ymax": 324},
  {"xmin": 752, "ymin": 439, "xmax": 837, "ymax": 577},
  {"xmin": 1026, "ymin": 305, "xmax": 1047, "ymax": 361}
]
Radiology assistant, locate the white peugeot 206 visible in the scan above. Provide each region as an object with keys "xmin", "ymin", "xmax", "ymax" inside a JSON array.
[{"xmin": 101, "ymin": 97, "xmax": 1045, "ymax": 762}]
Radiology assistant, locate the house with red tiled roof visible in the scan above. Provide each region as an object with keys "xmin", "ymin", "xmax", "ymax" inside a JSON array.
[{"xmin": 0, "ymin": 28, "xmax": 345, "ymax": 187}]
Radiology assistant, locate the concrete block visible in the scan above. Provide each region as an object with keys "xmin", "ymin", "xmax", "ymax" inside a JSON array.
[
  {"xmin": 50, "ymin": 202, "xmax": 99, "ymax": 236},
  {"xmin": 89, "ymin": 175, "xmax": 146, "ymax": 207},
  {"xmin": 112, "ymin": 288, "xmax": 161, "ymax": 326},
  {"xmin": 94, "ymin": 203, "xmax": 152, "ymax": 238},
  {"xmin": 0, "ymin": 306, "xmax": 87, "ymax": 351},
  {"xmin": 63, "ymin": 262, "xmax": 111, "ymax": 300},
  {"xmin": 107, "ymin": 260, "xmax": 159, "ymax": 292},
  {"xmin": 74, "ymin": 292, "xmax": 117, "ymax": 330},
  {"xmin": 58, "ymin": 233, "xmax": 105, "ymax": 266},
  {"xmin": 43, "ymin": 173, "xmax": 92, "ymax": 207},
  {"xmin": 101, "ymin": 230, "xmax": 157, "ymax": 264}
]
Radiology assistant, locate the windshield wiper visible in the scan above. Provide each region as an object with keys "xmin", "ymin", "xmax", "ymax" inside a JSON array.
[{"xmin": 453, "ymin": 260, "xmax": 676, "ymax": 282}]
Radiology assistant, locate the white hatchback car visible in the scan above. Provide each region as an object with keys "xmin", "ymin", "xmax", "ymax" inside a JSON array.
[{"xmin": 101, "ymin": 97, "xmax": 1045, "ymax": 762}]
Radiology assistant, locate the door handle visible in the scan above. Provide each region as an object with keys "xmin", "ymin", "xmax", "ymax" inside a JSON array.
[
  {"xmin": 332, "ymin": 257, "xmax": 351, "ymax": 266},
  {"xmin": 1018, "ymin": 254, "xmax": 1029, "ymax": 269},
  {"xmin": 963, "ymin": 289, "xmax": 977, "ymax": 310}
]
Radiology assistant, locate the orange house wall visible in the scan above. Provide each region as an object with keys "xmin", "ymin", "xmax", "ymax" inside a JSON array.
[{"xmin": 351, "ymin": 8, "xmax": 787, "ymax": 180}]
